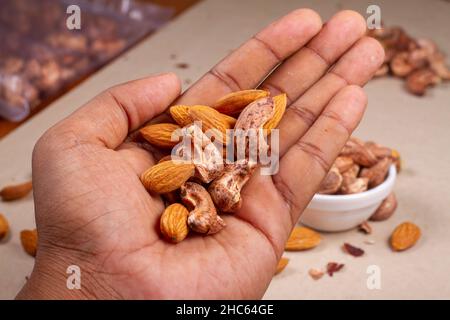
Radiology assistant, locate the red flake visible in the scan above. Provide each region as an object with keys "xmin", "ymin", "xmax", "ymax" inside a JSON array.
[
  {"xmin": 327, "ymin": 262, "xmax": 344, "ymax": 276},
  {"xmin": 343, "ymin": 243, "xmax": 365, "ymax": 257}
]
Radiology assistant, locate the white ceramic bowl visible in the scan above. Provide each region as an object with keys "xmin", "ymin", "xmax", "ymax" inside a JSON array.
[{"xmin": 300, "ymin": 165, "xmax": 397, "ymax": 232}]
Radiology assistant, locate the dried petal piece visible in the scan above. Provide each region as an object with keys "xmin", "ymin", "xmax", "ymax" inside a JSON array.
[
  {"xmin": 327, "ymin": 262, "xmax": 344, "ymax": 277},
  {"xmin": 308, "ymin": 268, "xmax": 324, "ymax": 280},
  {"xmin": 343, "ymin": 243, "xmax": 365, "ymax": 257},
  {"xmin": 275, "ymin": 257, "xmax": 289, "ymax": 275}
]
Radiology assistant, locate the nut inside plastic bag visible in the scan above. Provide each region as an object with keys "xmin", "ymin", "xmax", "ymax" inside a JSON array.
[{"xmin": 0, "ymin": 0, "xmax": 173, "ymax": 122}]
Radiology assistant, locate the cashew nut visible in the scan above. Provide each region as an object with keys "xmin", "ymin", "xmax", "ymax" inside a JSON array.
[
  {"xmin": 208, "ymin": 97, "xmax": 274, "ymax": 213},
  {"xmin": 208, "ymin": 160, "xmax": 255, "ymax": 213},
  {"xmin": 180, "ymin": 182, "xmax": 225, "ymax": 234}
]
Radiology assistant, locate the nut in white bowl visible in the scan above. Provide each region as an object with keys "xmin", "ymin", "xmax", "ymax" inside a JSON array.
[{"xmin": 300, "ymin": 165, "xmax": 397, "ymax": 232}]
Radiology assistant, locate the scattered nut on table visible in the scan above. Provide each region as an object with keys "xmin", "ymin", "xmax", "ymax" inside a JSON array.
[{"xmin": 368, "ymin": 24, "xmax": 450, "ymax": 96}]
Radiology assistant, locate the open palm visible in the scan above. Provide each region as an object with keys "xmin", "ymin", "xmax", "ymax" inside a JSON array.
[{"xmin": 18, "ymin": 9, "xmax": 383, "ymax": 299}]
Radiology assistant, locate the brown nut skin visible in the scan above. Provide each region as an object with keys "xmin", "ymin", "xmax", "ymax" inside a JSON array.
[
  {"xmin": 390, "ymin": 52, "xmax": 415, "ymax": 77},
  {"xmin": 370, "ymin": 192, "xmax": 397, "ymax": 221},
  {"xmin": 318, "ymin": 166, "xmax": 342, "ymax": 195},
  {"xmin": 340, "ymin": 176, "xmax": 369, "ymax": 194},
  {"xmin": 180, "ymin": 182, "xmax": 225, "ymax": 234},
  {"xmin": 208, "ymin": 160, "xmax": 255, "ymax": 213},
  {"xmin": 359, "ymin": 157, "xmax": 392, "ymax": 188},
  {"xmin": 406, "ymin": 68, "xmax": 441, "ymax": 96},
  {"xmin": 364, "ymin": 141, "xmax": 392, "ymax": 159},
  {"xmin": 340, "ymin": 138, "xmax": 377, "ymax": 167},
  {"xmin": 429, "ymin": 53, "xmax": 450, "ymax": 80}
]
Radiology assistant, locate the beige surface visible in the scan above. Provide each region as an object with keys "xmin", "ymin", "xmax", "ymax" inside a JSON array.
[{"xmin": 1, "ymin": 0, "xmax": 449, "ymax": 299}]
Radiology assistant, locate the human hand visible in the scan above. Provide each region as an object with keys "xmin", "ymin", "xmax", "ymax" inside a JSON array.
[{"xmin": 17, "ymin": 9, "xmax": 383, "ymax": 299}]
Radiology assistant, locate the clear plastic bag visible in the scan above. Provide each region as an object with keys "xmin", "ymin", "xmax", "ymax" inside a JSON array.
[{"xmin": 0, "ymin": 0, "xmax": 173, "ymax": 121}]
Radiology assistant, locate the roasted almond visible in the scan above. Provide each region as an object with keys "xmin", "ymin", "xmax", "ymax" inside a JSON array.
[
  {"xmin": 160, "ymin": 203, "xmax": 189, "ymax": 243},
  {"xmin": 390, "ymin": 221, "xmax": 421, "ymax": 251},
  {"xmin": 140, "ymin": 123, "xmax": 181, "ymax": 149},
  {"xmin": 0, "ymin": 180, "xmax": 33, "ymax": 201},
  {"xmin": 285, "ymin": 226, "xmax": 321, "ymax": 251},
  {"xmin": 141, "ymin": 160, "xmax": 195, "ymax": 194},
  {"xmin": 263, "ymin": 93, "xmax": 287, "ymax": 131},
  {"xmin": 169, "ymin": 105, "xmax": 192, "ymax": 127},
  {"xmin": 0, "ymin": 213, "xmax": 9, "ymax": 240},
  {"xmin": 212, "ymin": 89, "xmax": 269, "ymax": 115},
  {"xmin": 188, "ymin": 105, "xmax": 231, "ymax": 143},
  {"xmin": 20, "ymin": 229, "xmax": 38, "ymax": 257},
  {"xmin": 275, "ymin": 257, "xmax": 289, "ymax": 275}
]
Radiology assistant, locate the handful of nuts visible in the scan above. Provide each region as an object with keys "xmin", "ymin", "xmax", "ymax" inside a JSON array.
[
  {"xmin": 139, "ymin": 90, "xmax": 287, "ymax": 243},
  {"xmin": 318, "ymin": 137, "xmax": 400, "ymax": 195}
]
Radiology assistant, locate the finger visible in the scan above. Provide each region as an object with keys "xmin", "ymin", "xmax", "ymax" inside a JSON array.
[
  {"xmin": 278, "ymin": 36, "xmax": 385, "ymax": 155},
  {"xmin": 177, "ymin": 9, "xmax": 322, "ymax": 105},
  {"xmin": 273, "ymin": 85, "xmax": 367, "ymax": 224},
  {"xmin": 260, "ymin": 10, "xmax": 367, "ymax": 103},
  {"xmin": 54, "ymin": 73, "xmax": 181, "ymax": 149}
]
